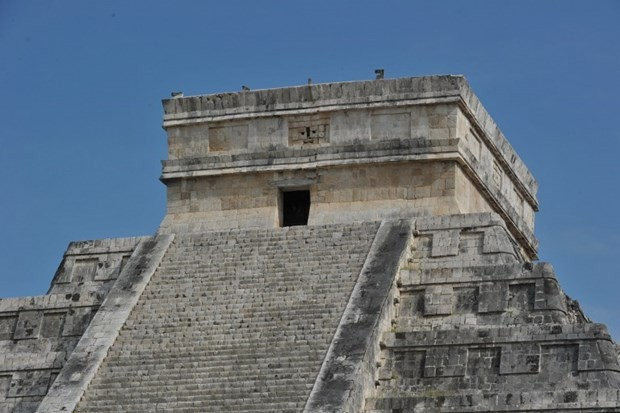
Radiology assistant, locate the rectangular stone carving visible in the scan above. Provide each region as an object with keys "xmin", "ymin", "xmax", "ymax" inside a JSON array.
[
  {"xmin": 459, "ymin": 231, "xmax": 484, "ymax": 255},
  {"xmin": 578, "ymin": 341, "xmax": 620, "ymax": 372},
  {"xmin": 394, "ymin": 350, "xmax": 425, "ymax": 379},
  {"xmin": 467, "ymin": 347, "xmax": 500, "ymax": 376},
  {"xmin": 431, "ymin": 230, "xmax": 460, "ymax": 257},
  {"xmin": 7, "ymin": 371, "xmax": 51, "ymax": 397},
  {"xmin": 329, "ymin": 110, "xmax": 370, "ymax": 144},
  {"xmin": 370, "ymin": 111, "xmax": 411, "ymax": 140},
  {"xmin": 93, "ymin": 254, "xmax": 120, "ymax": 281},
  {"xmin": 71, "ymin": 258, "xmax": 98, "ymax": 283},
  {"xmin": 499, "ymin": 343, "xmax": 540, "ymax": 375},
  {"xmin": 453, "ymin": 287, "xmax": 479, "ymax": 314},
  {"xmin": 13, "ymin": 311, "xmax": 43, "ymax": 340},
  {"xmin": 209, "ymin": 123, "xmax": 249, "ymax": 152},
  {"xmin": 478, "ymin": 282, "xmax": 508, "ymax": 313},
  {"xmin": 40, "ymin": 313, "xmax": 66, "ymax": 339},
  {"xmin": 492, "ymin": 160, "xmax": 502, "ymax": 188},
  {"xmin": 287, "ymin": 113, "xmax": 329, "ymax": 146},
  {"xmin": 62, "ymin": 307, "xmax": 95, "ymax": 337},
  {"xmin": 0, "ymin": 316, "xmax": 17, "ymax": 340},
  {"xmin": 0, "ymin": 375, "xmax": 11, "ymax": 401},
  {"xmin": 508, "ymin": 283, "xmax": 535, "ymax": 312},
  {"xmin": 465, "ymin": 129, "xmax": 481, "ymax": 160},
  {"xmin": 400, "ymin": 291, "xmax": 424, "ymax": 316},
  {"xmin": 541, "ymin": 345, "xmax": 578, "ymax": 379},
  {"xmin": 423, "ymin": 285, "xmax": 453, "ymax": 316},
  {"xmin": 410, "ymin": 235, "xmax": 432, "ymax": 259},
  {"xmin": 424, "ymin": 347, "xmax": 467, "ymax": 377}
]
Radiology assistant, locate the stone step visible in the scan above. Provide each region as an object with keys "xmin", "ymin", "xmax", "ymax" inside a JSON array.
[{"xmin": 76, "ymin": 222, "xmax": 379, "ymax": 412}]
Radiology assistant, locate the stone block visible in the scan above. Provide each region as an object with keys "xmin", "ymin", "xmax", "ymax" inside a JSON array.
[
  {"xmin": 541, "ymin": 344, "xmax": 578, "ymax": 377},
  {"xmin": 393, "ymin": 350, "xmax": 425, "ymax": 379},
  {"xmin": 482, "ymin": 226, "xmax": 515, "ymax": 255},
  {"xmin": 500, "ymin": 343, "xmax": 541, "ymax": 375},
  {"xmin": 13, "ymin": 311, "xmax": 42, "ymax": 340},
  {"xmin": 423, "ymin": 285, "xmax": 453, "ymax": 316},
  {"xmin": 370, "ymin": 111, "xmax": 411, "ymax": 140},
  {"xmin": 507, "ymin": 283, "xmax": 535, "ymax": 312},
  {"xmin": 424, "ymin": 347, "xmax": 467, "ymax": 377},
  {"xmin": 466, "ymin": 347, "xmax": 500, "ymax": 376},
  {"xmin": 430, "ymin": 230, "xmax": 459, "ymax": 257},
  {"xmin": 62, "ymin": 307, "xmax": 95, "ymax": 337},
  {"xmin": 70, "ymin": 258, "xmax": 98, "ymax": 283},
  {"xmin": 7, "ymin": 371, "xmax": 51, "ymax": 398},
  {"xmin": 458, "ymin": 231, "xmax": 484, "ymax": 255},
  {"xmin": 0, "ymin": 316, "xmax": 17, "ymax": 341},
  {"xmin": 40, "ymin": 313, "xmax": 65, "ymax": 339},
  {"xmin": 209, "ymin": 122, "xmax": 248, "ymax": 152},
  {"xmin": 478, "ymin": 282, "xmax": 508, "ymax": 313}
]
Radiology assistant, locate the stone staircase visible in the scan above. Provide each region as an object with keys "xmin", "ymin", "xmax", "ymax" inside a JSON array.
[
  {"xmin": 363, "ymin": 215, "xmax": 620, "ymax": 412},
  {"xmin": 75, "ymin": 222, "xmax": 380, "ymax": 413}
]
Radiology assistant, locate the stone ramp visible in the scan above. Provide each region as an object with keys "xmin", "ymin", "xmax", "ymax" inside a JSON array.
[
  {"xmin": 75, "ymin": 222, "xmax": 380, "ymax": 412},
  {"xmin": 363, "ymin": 214, "xmax": 620, "ymax": 412}
]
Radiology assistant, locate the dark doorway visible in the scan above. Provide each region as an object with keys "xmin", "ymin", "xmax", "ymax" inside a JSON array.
[{"xmin": 282, "ymin": 190, "xmax": 310, "ymax": 227}]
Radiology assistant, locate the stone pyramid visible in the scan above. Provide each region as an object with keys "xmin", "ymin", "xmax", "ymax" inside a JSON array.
[{"xmin": 1, "ymin": 76, "xmax": 618, "ymax": 412}]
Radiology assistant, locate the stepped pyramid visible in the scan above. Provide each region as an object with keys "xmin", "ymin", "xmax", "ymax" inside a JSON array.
[{"xmin": 1, "ymin": 76, "xmax": 619, "ymax": 412}]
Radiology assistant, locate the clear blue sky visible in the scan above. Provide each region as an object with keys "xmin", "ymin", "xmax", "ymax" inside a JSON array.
[{"xmin": 1, "ymin": 1, "xmax": 619, "ymax": 337}]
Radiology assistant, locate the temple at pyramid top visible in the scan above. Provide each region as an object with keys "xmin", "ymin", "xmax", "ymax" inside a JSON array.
[{"xmin": 159, "ymin": 75, "xmax": 538, "ymax": 258}]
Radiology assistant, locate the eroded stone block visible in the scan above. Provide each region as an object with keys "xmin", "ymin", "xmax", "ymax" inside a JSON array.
[
  {"xmin": 62, "ymin": 307, "xmax": 95, "ymax": 337},
  {"xmin": 7, "ymin": 371, "xmax": 51, "ymax": 398},
  {"xmin": 508, "ymin": 283, "xmax": 535, "ymax": 312},
  {"xmin": 459, "ymin": 231, "xmax": 484, "ymax": 255},
  {"xmin": 431, "ymin": 230, "xmax": 459, "ymax": 257},
  {"xmin": 500, "ymin": 343, "xmax": 540, "ymax": 375},
  {"xmin": 467, "ymin": 347, "xmax": 500, "ymax": 376},
  {"xmin": 370, "ymin": 111, "xmax": 411, "ymax": 140},
  {"xmin": 40, "ymin": 313, "xmax": 65, "ymax": 339},
  {"xmin": 478, "ymin": 282, "xmax": 508, "ymax": 313},
  {"xmin": 13, "ymin": 312, "xmax": 42, "ymax": 340},
  {"xmin": 209, "ymin": 123, "xmax": 249, "ymax": 151},
  {"xmin": 424, "ymin": 347, "xmax": 467, "ymax": 377},
  {"xmin": 423, "ymin": 285, "xmax": 453, "ymax": 316},
  {"xmin": 71, "ymin": 258, "xmax": 98, "ymax": 283},
  {"xmin": 0, "ymin": 316, "xmax": 17, "ymax": 341},
  {"xmin": 453, "ymin": 287, "xmax": 479, "ymax": 314}
]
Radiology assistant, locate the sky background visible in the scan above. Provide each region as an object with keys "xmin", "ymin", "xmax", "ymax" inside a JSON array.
[{"xmin": 1, "ymin": 1, "xmax": 619, "ymax": 337}]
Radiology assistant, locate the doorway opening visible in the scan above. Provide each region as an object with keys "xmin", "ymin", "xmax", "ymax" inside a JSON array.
[{"xmin": 281, "ymin": 190, "xmax": 310, "ymax": 227}]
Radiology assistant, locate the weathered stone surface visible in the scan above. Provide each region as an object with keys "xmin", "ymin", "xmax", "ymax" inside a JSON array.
[
  {"xmin": 75, "ymin": 223, "xmax": 379, "ymax": 413},
  {"xmin": 364, "ymin": 214, "xmax": 620, "ymax": 412},
  {"xmin": 160, "ymin": 77, "xmax": 538, "ymax": 258},
  {"xmin": 2, "ymin": 75, "xmax": 618, "ymax": 413},
  {"xmin": 37, "ymin": 235, "xmax": 173, "ymax": 413},
  {"xmin": 0, "ymin": 237, "xmax": 146, "ymax": 413}
]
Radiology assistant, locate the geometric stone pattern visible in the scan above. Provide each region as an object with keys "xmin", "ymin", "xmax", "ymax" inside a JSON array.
[
  {"xmin": 75, "ymin": 223, "xmax": 379, "ymax": 413},
  {"xmin": 0, "ymin": 237, "xmax": 145, "ymax": 413},
  {"xmin": 366, "ymin": 214, "xmax": 620, "ymax": 412}
]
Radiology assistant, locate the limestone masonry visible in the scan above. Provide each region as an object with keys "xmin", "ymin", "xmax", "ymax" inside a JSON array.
[{"xmin": 1, "ymin": 75, "xmax": 618, "ymax": 412}]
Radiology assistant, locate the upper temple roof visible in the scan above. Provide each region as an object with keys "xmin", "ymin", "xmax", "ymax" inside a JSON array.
[{"xmin": 161, "ymin": 75, "xmax": 537, "ymax": 200}]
